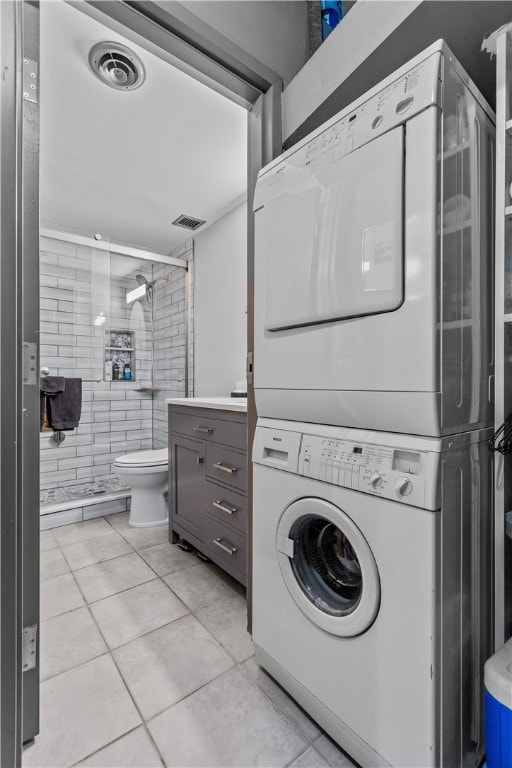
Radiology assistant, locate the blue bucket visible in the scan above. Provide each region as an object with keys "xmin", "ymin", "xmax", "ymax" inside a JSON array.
[{"xmin": 485, "ymin": 638, "xmax": 512, "ymax": 768}]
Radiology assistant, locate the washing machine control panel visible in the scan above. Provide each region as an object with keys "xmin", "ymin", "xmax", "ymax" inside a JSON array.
[{"xmin": 298, "ymin": 435, "xmax": 428, "ymax": 505}]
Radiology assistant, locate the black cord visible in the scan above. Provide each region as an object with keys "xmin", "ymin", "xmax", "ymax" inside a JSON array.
[{"xmin": 489, "ymin": 413, "xmax": 512, "ymax": 454}]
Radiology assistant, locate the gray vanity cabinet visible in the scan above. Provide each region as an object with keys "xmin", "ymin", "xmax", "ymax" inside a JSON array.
[
  {"xmin": 169, "ymin": 435, "xmax": 205, "ymax": 542},
  {"xmin": 169, "ymin": 404, "xmax": 247, "ymax": 585}
]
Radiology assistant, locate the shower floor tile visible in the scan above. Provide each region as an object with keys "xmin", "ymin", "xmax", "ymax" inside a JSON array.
[{"xmin": 40, "ymin": 477, "xmax": 126, "ymax": 506}]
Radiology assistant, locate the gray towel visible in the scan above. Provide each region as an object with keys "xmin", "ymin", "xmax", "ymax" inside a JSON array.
[
  {"xmin": 40, "ymin": 376, "xmax": 65, "ymax": 395},
  {"xmin": 47, "ymin": 378, "xmax": 82, "ymax": 430}
]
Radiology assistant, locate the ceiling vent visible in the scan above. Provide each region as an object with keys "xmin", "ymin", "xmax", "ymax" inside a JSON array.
[
  {"xmin": 88, "ymin": 42, "xmax": 146, "ymax": 91},
  {"xmin": 172, "ymin": 214, "xmax": 206, "ymax": 231}
]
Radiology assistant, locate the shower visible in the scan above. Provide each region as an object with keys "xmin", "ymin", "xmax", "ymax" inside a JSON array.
[
  {"xmin": 127, "ymin": 272, "xmax": 170, "ymax": 306},
  {"xmin": 127, "ymin": 271, "xmax": 169, "ymax": 389},
  {"xmin": 126, "ymin": 274, "xmax": 154, "ymax": 305},
  {"xmin": 136, "ymin": 273, "xmax": 154, "ymax": 300}
]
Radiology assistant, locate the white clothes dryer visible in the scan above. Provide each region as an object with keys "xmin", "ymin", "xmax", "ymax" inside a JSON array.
[
  {"xmin": 253, "ymin": 41, "xmax": 495, "ymax": 437},
  {"xmin": 252, "ymin": 418, "xmax": 493, "ymax": 768}
]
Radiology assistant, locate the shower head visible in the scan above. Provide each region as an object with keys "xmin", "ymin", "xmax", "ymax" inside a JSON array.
[{"xmin": 126, "ymin": 274, "xmax": 155, "ymax": 304}]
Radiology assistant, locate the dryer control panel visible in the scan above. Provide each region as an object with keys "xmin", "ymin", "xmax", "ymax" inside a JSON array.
[
  {"xmin": 254, "ymin": 47, "xmax": 443, "ymax": 212},
  {"xmin": 298, "ymin": 434, "xmax": 431, "ymax": 507},
  {"xmin": 302, "ymin": 52, "xmax": 440, "ymax": 168}
]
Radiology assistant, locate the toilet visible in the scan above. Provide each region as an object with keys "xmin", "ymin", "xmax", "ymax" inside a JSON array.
[{"xmin": 114, "ymin": 448, "xmax": 168, "ymax": 527}]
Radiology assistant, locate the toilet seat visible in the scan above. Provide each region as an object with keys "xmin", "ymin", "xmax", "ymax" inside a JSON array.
[{"xmin": 114, "ymin": 448, "xmax": 168, "ymax": 469}]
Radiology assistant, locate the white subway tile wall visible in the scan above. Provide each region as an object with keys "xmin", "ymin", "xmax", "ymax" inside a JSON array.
[
  {"xmin": 152, "ymin": 240, "xmax": 193, "ymax": 448},
  {"xmin": 40, "ymin": 235, "xmax": 191, "ymax": 506}
]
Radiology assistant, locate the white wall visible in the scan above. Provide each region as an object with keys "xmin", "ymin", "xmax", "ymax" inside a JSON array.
[
  {"xmin": 193, "ymin": 203, "xmax": 247, "ymax": 396},
  {"xmin": 282, "ymin": 0, "xmax": 508, "ymax": 146},
  {"xmin": 156, "ymin": 1, "xmax": 309, "ymax": 87},
  {"xmin": 282, "ymin": 0, "xmax": 420, "ymax": 142}
]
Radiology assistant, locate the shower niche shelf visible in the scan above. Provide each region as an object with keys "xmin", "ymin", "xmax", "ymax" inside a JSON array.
[{"xmin": 104, "ymin": 330, "xmax": 135, "ymax": 382}]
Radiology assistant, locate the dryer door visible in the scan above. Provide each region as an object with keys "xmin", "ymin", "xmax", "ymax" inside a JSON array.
[
  {"xmin": 260, "ymin": 126, "xmax": 403, "ymax": 332},
  {"xmin": 277, "ymin": 497, "xmax": 380, "ymax": 636}
]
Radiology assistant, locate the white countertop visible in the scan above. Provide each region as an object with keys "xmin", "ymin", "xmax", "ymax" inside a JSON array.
[{"xmin": 166, "ymin": 396, "xmax": 247, "ymax": 413}]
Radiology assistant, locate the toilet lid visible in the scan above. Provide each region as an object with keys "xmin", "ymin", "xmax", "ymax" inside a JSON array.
[{"xmin": 114, "ymin": 448, "xmax": 168, "ymax": 468}]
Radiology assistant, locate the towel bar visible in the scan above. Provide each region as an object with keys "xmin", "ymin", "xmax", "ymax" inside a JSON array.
[{"xmin": 40, "ymin": 369, "xmax": 101, "ymax": 384}]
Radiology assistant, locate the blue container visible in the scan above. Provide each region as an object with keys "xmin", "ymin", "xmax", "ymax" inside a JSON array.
[
  {"xmin": 320, "ymin": 1, "xmax": 343, "ymax": 41},
  {"xmin": 485, "ymin": 638, "xmax": 512, "ymax": 768}
]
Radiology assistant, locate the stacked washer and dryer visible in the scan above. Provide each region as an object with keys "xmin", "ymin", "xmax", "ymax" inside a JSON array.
[{"xmin": 252, "ymin": 41, "xmax": 495, "ymax": 768}]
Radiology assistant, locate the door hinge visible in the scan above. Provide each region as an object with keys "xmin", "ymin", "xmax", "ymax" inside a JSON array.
[
  {"xmin": 22, "ymin": 342, "xmax": 38, "ymax": 385},
  {"xmin": 23, "ymin": 58, "xmax": 38, "ymax": 103},
  {"xmin": 22, "ymin": 624, "xmax": 37, "ymax": 672},
  {"xmin": 246, "ymin": 352, "xmax": 253, "ymax": 384}
]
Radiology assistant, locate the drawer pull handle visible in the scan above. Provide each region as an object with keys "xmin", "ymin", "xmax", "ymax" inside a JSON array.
[
  {"xmin": 213, "ymin": 462, "xmax": 237, "ymax": 474},
  {"xmin": 194, "ymin": 425, "xmax": 214, "ymax": 434},
  {"xmin": 213, "ymin": 500, "xmax": 237, "ymax": 515},
  {"xmin": 213, "ymin": 537, "xmax": 237, "ymax": 556},
  {"xmin": 196, "ymin": 456, "xmax": 204, "ymax": 465}
]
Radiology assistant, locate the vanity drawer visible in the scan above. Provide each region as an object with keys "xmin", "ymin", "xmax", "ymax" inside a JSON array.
[
  {"xmin": 206, "ymin": 445, "xmax": 246, "ymax": 492},
  {"xmin": 205, "ymin": 480, "xmax": 247, "ymax": 534},
  {"xmin": 171, "ymin": 411, "xmax": 246, "ymax": 450},
  {"xmin": 205, "ymin": 515, "xmax": 246, "ymax": 575}
]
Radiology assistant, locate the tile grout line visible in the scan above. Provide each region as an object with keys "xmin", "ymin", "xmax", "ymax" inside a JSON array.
[
  {"xmin": 65, "ymin": 519, "xmax": 252, "ymax": 763},
  {"xmin": 191, "ymin": 596, "xmax": 252, "ymax": 667},
  {"xmin": 98, "ymin": 523, "xmax": 305, "ymax": 750},
  {"xmin": 66, "ymin": 541, "xmax": 169, "ymax": 768},
  {"xmin": 67, "ymin": 724, "xmax": 153, "ymax": 768},
  {"xmin": 84, "ymin": 578, "xmax": 240, "ymax": 654},
  {"xmin": 283, "ymin": 745, "xmax": 318, "ymax": 768},
  {"xmin": 40, "ymin": 514, "xmax": 323, "ymax": 768},
  {"xmin": 59, "ymin": 517, "xmax": 235, "ymax": 767},
  {"xmin": 235, "ymin": 657, "xmax": 320, "ymax": 753},
  {"xmin": 142, "ymin": 665, "xmax": 238, "ymax": 726},
  {"xmin": 84, "ymin": 530, "xmax": 256, "ymax": 765},
  {"xmin": 51, "ymin": 543, "xmax": 136, "ymax": 576}
]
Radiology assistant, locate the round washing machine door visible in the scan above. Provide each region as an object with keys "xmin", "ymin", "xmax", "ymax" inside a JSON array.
[{"xmin": 277, "ymin": 498, "xmax": 380, "ymax": 637}]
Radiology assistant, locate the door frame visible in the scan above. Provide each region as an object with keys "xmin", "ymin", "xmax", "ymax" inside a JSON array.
[
  {"xmin": 75, "ymin": 0, "xmax": 283, "ymax": 632},
  {"xmin": 1, "ymin": 0, "xmax": 40, "ymax": 765},
  {"xmin": 2, "ymin": 3, "xmax": 281, "ymax": 761}
]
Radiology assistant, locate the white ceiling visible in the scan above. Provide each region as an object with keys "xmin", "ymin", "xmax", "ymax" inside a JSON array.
[{"xmin": 40, "ymin": 0, "xmax": 247, "ymax": 254}]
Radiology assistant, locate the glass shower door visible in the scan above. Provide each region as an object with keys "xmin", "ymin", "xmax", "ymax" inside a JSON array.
[{"xmin": 39, "ymin": 229, "xmax": 101, "ymax": 508}]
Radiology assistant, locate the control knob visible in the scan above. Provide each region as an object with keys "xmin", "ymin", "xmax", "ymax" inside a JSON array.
[
  {"xmin": 395, "ymin": 477, "xmax": 413, "ymax": 497},
  {"xmin": 396, "ymin": 95, "xmax": 414, "ymax": 114},
  {"xmin": 369, "ymin": 472, "xmax": 382, "ymax": 488}
]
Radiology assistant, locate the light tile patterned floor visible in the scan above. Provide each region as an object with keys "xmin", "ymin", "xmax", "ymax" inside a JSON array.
[{"xmin": 25, "ymin": 513, "xmax": 358, "ymax": 768}]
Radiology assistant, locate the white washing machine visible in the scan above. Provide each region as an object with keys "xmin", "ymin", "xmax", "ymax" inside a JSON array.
[
  {"xmin": 253, "ymin": 40, "xmax": 495, "ymax": 437},
  {"xmin": 252, "ymin": 418, "xmax": 493, "ymax": 768}
]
